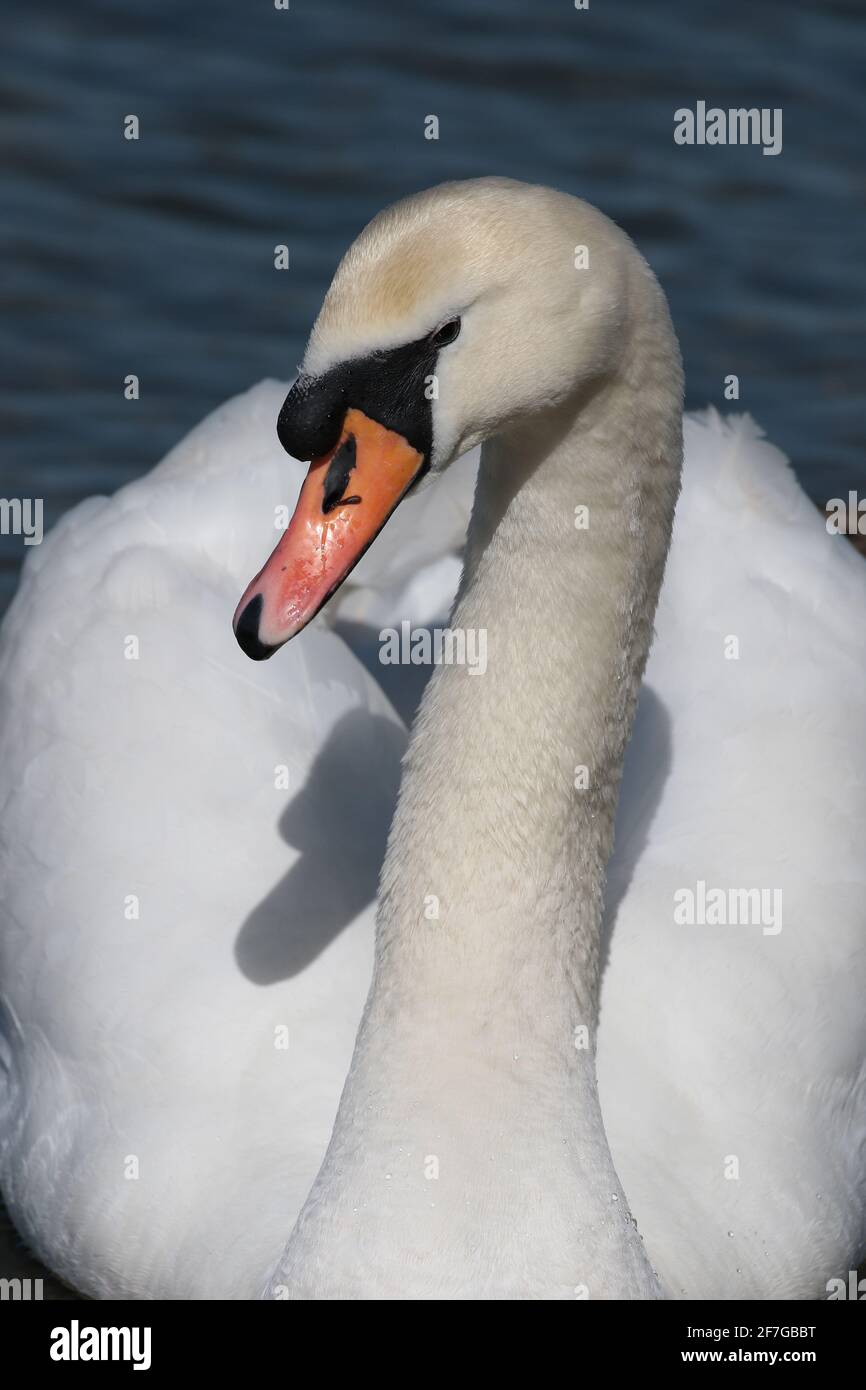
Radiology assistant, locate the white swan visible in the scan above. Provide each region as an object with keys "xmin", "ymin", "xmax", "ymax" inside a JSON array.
[{"xmin": 1, "ymin": 178, "xmax": 864, "ymax": 1299}]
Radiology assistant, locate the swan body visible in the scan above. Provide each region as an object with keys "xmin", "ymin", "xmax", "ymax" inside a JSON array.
[
  {"xmin": 1, "ymin": 178, "xmax": 863, "ymax": 1299},
  {"xmin": 599, "ymin": 410, "xmax": 866, "ymax": 1299},
  {"xmin": 0, "ymin": 380, "xmax": 473, "ymax": 1298}
]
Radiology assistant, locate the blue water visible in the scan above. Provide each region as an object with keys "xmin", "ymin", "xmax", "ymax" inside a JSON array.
[{"xmin": 2, "ymin": 0, "xmax": 864, "ymax": 611}]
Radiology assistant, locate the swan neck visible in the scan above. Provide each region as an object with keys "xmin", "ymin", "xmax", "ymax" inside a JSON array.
[
  {"xmin": 269, "ymin": 322, "xmax": 683, "ymax": 1298},
  {"xmin": 380, "ymin": 374, "xmax": 681, "ymax": 1017}
]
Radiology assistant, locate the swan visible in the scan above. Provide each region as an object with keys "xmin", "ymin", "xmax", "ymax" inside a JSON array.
[
  {"xmin": 1, "ymin": 177, "xmax": 863, "ymax": 1299},
  {"xmin": 245, "ymin": 178, "xmax": 866, "ymax": 1299}
]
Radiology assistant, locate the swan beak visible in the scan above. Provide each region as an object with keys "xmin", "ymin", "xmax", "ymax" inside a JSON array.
[{"xmin": 233, "ymin": 408, "xmax": 425, "ymax": 658}]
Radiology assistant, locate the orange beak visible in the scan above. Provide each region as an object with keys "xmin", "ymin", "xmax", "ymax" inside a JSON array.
[{"xmin": 233, "ymin": 408, "xmax": 426, "ymax": 658}]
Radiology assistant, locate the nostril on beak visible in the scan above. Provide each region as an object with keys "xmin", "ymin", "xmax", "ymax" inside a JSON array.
[{"xmin": 234, "ymin": 594, "xmax": 277, "ymax": 661}]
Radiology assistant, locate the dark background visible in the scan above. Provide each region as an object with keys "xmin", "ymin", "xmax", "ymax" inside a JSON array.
[{"xmin": 2, "ymin": 0, "xmax": 864, "ymax": 612}]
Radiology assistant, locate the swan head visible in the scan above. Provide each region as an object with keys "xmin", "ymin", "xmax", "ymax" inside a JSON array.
[{"xmin": 234, "ymin": 177, "xmax": 650, "ymax": 659}]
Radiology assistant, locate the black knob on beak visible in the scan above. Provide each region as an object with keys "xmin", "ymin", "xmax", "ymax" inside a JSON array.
[{"xmin": 277, "ymin": 371, "xmax": 350, "ymax": 460}]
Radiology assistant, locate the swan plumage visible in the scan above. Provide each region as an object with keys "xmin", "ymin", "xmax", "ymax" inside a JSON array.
[
  {"xmin": 600, "ymin": 409, "xmax": 866, "ymax": 1298},
  {"xmin": 0, "ymin": 379, "xmax": 472, "ymax": 1298}
]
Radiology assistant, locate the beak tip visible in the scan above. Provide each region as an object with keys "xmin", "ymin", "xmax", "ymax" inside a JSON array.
[{"xmin": 234, "ymin": 593, "xmax": 280, "ymax": 661}]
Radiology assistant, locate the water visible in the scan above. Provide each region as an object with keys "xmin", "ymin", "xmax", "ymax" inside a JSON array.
[{"xmin": 1, "ymin": 0, "xmax": 864, "ymax": 616}]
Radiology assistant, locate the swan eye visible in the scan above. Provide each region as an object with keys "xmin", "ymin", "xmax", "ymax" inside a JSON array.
[{"xmin": 429, "ymin": 318, "xmax": 461, "ymax": 348}]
